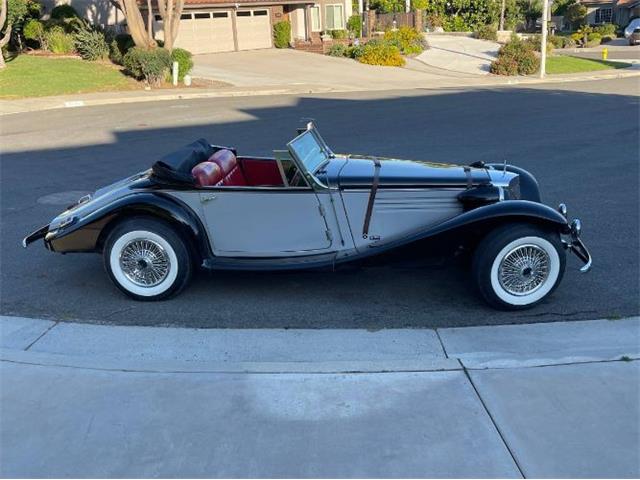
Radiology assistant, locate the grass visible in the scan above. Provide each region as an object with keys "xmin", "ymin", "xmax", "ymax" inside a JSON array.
[
  {"xmin": 0, "ymin": 55, "xmax": 136, "ymax": 99},
  {"xmin": 546, "ymin": 55, "xmax": 631, "ymax": 74}
]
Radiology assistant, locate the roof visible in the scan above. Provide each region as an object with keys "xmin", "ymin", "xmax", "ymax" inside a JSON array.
[
  {"xmin": 182, "ymin": 0, "xmax": 312, "ymax": 4},
  {"xmin": 579, "ymin": 0, "xmax": 639, "ymax": 6}
]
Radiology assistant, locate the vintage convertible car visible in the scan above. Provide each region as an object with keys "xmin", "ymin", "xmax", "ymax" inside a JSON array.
[{"xmin": 23, "ymin": 123, "xmax": 591, "ymax": 309}]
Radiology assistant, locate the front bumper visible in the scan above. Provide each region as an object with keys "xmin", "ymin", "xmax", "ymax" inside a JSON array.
[{"xmin": 558, "ymin": 204, "xmax": 592, "ymax": 273}]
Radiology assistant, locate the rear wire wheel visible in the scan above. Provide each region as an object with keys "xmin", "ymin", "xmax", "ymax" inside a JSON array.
[{"xmin": 103, "ymin": 217, "xmax": 192, "ymax": 301}]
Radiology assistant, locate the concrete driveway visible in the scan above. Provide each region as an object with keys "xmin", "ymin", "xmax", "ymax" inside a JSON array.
[
  {"xmin": 191, "ymin": 48, "xmax": 496, "ymax": 92},
  {"xmin": 419, "ymin": 34, "xmax": 501, "ymax": 75}
]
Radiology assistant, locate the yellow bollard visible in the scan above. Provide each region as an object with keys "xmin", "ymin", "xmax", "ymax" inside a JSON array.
[{"xmin": 602, "ymin": 48, "xmax": 608, "ymax": 60}]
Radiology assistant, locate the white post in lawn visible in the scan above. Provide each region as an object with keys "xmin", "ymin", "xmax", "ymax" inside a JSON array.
[
  {"xmin": 172, "ymin": 61, "xmax": 179, "ymax": 86},
  {"xmin": 405, "ymin": 0, "xmax": 410, "ymax": 13},
  {"xmin": 540, "ymin": 0, "xmax": 550, "ymax": 78},
  {"xmin": 358, "ymin": 0, "xmax": 363, "ymax": 14}
]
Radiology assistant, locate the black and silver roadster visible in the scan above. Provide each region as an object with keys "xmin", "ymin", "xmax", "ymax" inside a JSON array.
[{"xmin": 23, "ymin": 123, "xmax": 591, "ymax": 309}]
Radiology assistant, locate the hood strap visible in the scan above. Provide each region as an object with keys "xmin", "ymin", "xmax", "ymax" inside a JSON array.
[
  {"xmin": 463, "ymin": 166, "xmax": 473, "ymax": 189},
  {"xmin": 362, "ymin": 159, "xmax": 382, "ymax": 238}
]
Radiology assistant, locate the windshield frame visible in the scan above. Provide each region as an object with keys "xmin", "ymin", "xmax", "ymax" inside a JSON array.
[{"xmin": 286, "ymin": 126, "xmax": 333, "ymax": 188}]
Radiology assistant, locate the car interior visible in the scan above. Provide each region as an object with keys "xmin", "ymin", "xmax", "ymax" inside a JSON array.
[{"xmin": 191, "ymin": 148, "xmax": 308, "ymax": 188}]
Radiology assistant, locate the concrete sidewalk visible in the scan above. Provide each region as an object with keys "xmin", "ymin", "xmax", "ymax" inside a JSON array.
[{"xmin": 1, "ymin": 316, "xmax": 638, "ymax": 478}]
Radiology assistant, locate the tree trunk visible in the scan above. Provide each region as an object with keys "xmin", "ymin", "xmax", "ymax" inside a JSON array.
[
  {"xmin": 113, "ymin": 0, "xmax": 155, "ymax": 48},
  {"xmin": 0, "ymin": 0, "xmax": 9, "ymax": 68},
  {"xmin": 157, "ymin": 0, "xmax": 185, "ymax": 51}
]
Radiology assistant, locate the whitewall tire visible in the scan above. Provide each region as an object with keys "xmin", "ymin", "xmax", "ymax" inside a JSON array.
[
  {"xmin": 104, "ymin": 217, "xmax": 192, "ymax": 301},
  {"xmin": 473, "ymin": 224, "xmax": 566, "ymax": 310}
]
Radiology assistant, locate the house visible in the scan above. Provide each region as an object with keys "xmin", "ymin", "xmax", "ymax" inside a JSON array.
[
  {"xmin": 40, "ymin": 0, "xmax": 353, "ymax": 54},
  {"xmin": 578, "ymin": 0, "xmax": 640, "ymax": 27}
]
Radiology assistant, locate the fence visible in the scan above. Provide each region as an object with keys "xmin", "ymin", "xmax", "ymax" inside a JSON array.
[{"xmin": 374, "ymin": 12, "xmax": 415, "ymax": 31}]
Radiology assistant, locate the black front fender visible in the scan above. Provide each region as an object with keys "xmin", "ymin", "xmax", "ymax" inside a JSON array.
[{"xmin": 45, "ymin": 192, "xmax": 212, "ymax": 260}]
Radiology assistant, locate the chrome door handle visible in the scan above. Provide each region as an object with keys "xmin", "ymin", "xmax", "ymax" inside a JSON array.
[{"xmin": 201, "ymin": 194, "xmax": 217, "ymax": 203}]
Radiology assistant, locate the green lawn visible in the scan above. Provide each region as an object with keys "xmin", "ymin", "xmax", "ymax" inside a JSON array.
[
  {"xmin": 0, "ymin": 55, "xmax": 135, "ymax": 99},
  {"xmin": 546, "ymin": 55, "xmax": 632, "ymax": 74}
]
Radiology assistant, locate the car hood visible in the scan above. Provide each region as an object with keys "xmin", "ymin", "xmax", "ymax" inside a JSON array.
[{"xmin": 333, "ymin": 155, "xmax": 493, "ymax": 189}]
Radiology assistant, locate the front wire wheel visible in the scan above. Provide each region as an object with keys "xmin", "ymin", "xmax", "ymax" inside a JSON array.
[{"xmin": 473, "ymin": 224, "xmax": 566, "ymax": 310}]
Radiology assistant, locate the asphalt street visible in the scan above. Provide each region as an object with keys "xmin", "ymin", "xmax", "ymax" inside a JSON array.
[{"xmin": 1, "ymin": 77, "xmax": 638, "ymax": 328}]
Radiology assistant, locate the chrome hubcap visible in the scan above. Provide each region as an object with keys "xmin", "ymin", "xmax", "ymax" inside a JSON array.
[
  {"xmin": 119, "ymin": 238, "xmax": 170, "ymax": 287},
  {"xmin": 498, "ymin": 244, "xmax": 550, "ymax": 296}
]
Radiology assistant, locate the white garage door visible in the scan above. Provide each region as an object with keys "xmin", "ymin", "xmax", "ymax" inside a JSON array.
[
  {"xmin": 169, "ymin": 11, "xmax": 235, "ymax": 54},
  {"xmin": 236, "ymin": 9, "xmax": 272, "ymax": 51}
]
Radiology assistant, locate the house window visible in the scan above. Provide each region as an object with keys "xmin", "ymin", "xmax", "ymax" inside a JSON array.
[
  {"xmin": 180, "ymin": 13, "xmax": 192, "ymax": 20},
  {"xmin": 595, "ymin": 8, "xmax": 612, "ymax": 24},
  {"xmin": 310, "ymin": 6, "xmax": 321, "ymax": 32},
  {"xmin": 324, "ymin": 4, "xmax": 344, "ymax": 30},
  {"xmin": 254, "ymin": 10, "xmax": 268, "ymax": 16},
  {"xmin": 237, "ymin": 11, "xmax": 251, "ymax": 16},
  {"xmin": 194, "ymin": 12, "xmax": 210, "ymax": 19},
  {"xmin": 212, "ymin": 12, "xmax": 228, "ymax": 18}
]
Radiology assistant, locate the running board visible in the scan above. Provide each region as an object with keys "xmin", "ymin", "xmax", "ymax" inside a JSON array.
[{"xmin": 202, "ymin": 252, "xmax": 339, "ymax": 271}]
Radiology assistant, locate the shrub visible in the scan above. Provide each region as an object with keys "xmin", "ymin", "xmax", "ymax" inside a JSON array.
[
  {"xmin": 50, "ymin": 4, "xmax": 78, "ymax": 20},
  {"xmin": 273, "ymin": 20, "xmax": 291, "ymax": 48},
  {"xmin": 357, "ymin": 40, "xmax": 404, "ymax": 66},
  {"xmin": 327, "ymin": 43, "xmax": 348, "ymax": 57},
  {"xmin": 347, "ymin": 43, "xmax": 365, "ymax": 58},
  {"xmin": 491, "ymin": 37, "xmax": 540, "ymax": 75},
  {"xmin": 524, "ymin": 35, "xmax": 554, "ymax": 55},
  {"xmin": 443, "ymin": 15, "xmax": 468, "ymax": 32},
  {"xmin": 45, "ymin": 26, "xmax": 75, "ymax": 53},
  {"xmin": 123, "ymin": 47, "xmax": 172, "ymax": 86},
  {"xmin": 23, "ymin": 18, "xmax": 46, "ymax": 48},
  {"xmin": 383, "ymin": 26, "xmax": 425, "ymax": 55},
  {"xmin": 593, "ymin": 23, "xmax": 616, "ymax": 37},
  {"xmin": 587, "ymin": 32, "xmax": 602, "ymax": 43},
  {"xmin": 490, "ymin": 55, "xmax": 519, "ymax": 75},
  {"xmin": 548, "ymin": 35, "xmax": 566, "ymax": 49},
  {"xmin": 73, "ymin": 23, "xmax": 109, "ymax": 60},
  {"xmin": 330, "ymin": 29, "xmax": 347, "ymax": 39},
  {"xmin": 476, "ymin": 24, "xmax": 497, "ymax": 41},
  {"xmin": 171, "ymin": 47, "xmax": 193, "ymax": 80},
  {"xmin": 347, "ymin": 14, "xmax": 361, "ymax": 37},
  {"xmin": 109, "ymin": 33, "xmax": 134, "ymax": 64}
]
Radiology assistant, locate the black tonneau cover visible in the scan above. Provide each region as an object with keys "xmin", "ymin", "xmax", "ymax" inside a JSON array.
[{"xmin": 150, "ymin": 139, "xmax": 236, "ymax": 185}]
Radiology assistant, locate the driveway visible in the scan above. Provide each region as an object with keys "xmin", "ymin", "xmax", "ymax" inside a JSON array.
[
  {"xmin": 191, "ymin": 48, "xmax": 499, "ymax": 91},
  {"xmin": 418, "ymin": 34, "xmax": 501, "ymax": 75}
]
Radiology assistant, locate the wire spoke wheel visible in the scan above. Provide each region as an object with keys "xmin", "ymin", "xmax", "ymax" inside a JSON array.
[
  {"xmin": 498, "ymin": 244, "xmax": 550, "ymax": 296},
  {"xmin": 119, "ymin": 238, "xmax": 171, "ymax": 288}
]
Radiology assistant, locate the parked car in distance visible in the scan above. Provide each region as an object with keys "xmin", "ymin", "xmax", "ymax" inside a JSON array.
[
  {"xmin": 624, "ymin": 18, "xmax": 640, "ymax": 38},
  {"xmin": 629, "ymin": 27, "xmax": 640, "ymax": 45},
  {"xmin": 23, "ymin": 123, "xmax": 592, "ymax": 310}
]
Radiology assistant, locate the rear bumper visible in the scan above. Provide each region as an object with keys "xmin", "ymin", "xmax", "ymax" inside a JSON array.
[{"xmin": 22, "ymin": 225, "xmax": 50, "ymax": 249}]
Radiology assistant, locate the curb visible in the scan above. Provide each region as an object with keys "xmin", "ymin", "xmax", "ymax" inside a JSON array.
[
  {"xmin": 0, "ymin": 348, "xmax": 462, "ymax": 374},
  {"xmin": 2, "ymin": 315, "xmax": 638, "ymax": 374},
  {"xmin": 2, "ymin": 69, "xmax": 639, "ymax": 116}
]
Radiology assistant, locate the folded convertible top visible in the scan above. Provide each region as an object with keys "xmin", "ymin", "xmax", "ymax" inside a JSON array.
[{"xmin": 151, "ymin": 138, "xmax": 215, "ymax": 185}]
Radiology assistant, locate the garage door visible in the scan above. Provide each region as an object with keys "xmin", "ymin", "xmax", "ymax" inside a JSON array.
[
  {"xmin": 166, "ymin": 11, "xmax": 235, "ymax": 54},
  {"xmin": 236, "ymin": 9, "xmax": 272, "ymax": 50}
]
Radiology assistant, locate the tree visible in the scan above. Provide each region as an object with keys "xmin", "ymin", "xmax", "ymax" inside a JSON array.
[
  {"xmin": 0, "ymin": 0, "xmax": 9, "ymax": 68},
  {"xmin": 565, "ymin": 2, "xmax": 587, "ymax": 28},
  {"xmin": 111, "ymin": 0, "xmax": 155, "ymax": 48},
  {"xmin": 156, "ymin": 0, "xmax": 185, "ymax": 51},
  {"xmin": 552, "ymin": 0, "xmax": 576, "ymax": 16},
  {"xmin": 517, "ymin": 0, "xmax": 541, "ymax": 30}
]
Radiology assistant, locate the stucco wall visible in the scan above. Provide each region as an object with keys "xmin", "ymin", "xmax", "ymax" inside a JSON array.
[{"xmin": 41, "ymin": 0, "xmax": 123, "ymax": 27}]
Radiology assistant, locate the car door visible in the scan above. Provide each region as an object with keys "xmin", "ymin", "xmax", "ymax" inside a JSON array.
[{"xmin": 200, "ymin": 189, "xmax": 333, "ymax": 257}]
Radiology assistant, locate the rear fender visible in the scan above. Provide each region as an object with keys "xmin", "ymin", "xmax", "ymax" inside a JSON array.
[{"xmin": 46, "ymin": 193, "xmax": 212, "ymax": 261}]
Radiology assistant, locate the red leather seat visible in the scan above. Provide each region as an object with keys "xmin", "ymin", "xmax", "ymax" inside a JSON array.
[
  {"xmin": 209, "ymin": 149, "xmax": 247, "ymax": 187},
  {"xmin": 192, "ymin": 161, "xmax": 223, "ymax": 187}
]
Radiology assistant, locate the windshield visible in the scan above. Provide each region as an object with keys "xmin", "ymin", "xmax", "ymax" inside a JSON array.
[{"xmin": 287, "ymin": 129, "xmax": 330, "ymax": 174}]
